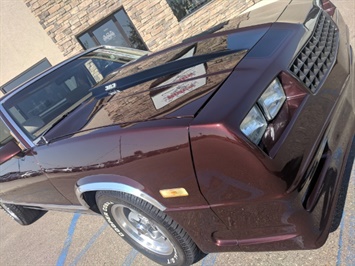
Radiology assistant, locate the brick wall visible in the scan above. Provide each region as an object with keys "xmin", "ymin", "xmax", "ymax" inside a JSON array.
[
  {"xmin": 24, "ymin": 0, "xmax": 257, "ymax": 57},
  {"xmin": 124, "ymin": 0, "xmax": 256, "ymax": 50},
  {"xmin": 24, "ymin": 0, "xmax": 123, "ymax": 57}
]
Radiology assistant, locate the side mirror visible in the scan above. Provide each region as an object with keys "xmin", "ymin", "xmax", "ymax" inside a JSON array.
[{"xmin": 0, "ymin": 140, "xmax": 26, "ymax": 164}]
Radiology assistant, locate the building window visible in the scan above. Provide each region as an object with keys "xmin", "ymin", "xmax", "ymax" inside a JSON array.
[
  {"xmin": 167, "ymin": 0, "xmax": 212, "ymax": 21},
  {"xmin": 77, "ymin": 9, "xmax": 147, "ymax": 50},
  {"xmin": 0, "ymin": 58, "xmax": 51, "ymax": 94}
]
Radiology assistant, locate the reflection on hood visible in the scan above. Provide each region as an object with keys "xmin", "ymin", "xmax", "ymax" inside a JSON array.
[
  {"xmin": 45, "ymin": 7, "xmax": 282, "ymax": 141},
  {"xmin": 89, "ymin": 34, "xmax": 248, "ymax": 128}
]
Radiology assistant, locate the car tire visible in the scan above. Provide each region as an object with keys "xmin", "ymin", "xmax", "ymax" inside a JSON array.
[
  {"xmin": 95, "ymin": 191, "xmax": 206, "ymax": 266},
  {"xmin": 0, "ymin": 203, "xmax": 46, "ymax": 225}
]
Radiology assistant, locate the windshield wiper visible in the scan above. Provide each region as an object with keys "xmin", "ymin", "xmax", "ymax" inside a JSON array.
[
  {"xmin": 39, "ymin": 114, "xmax": 70, "ymax": 144},
  {"xmin": 39, "ymin": 103, "xmax": 83, "ymax": 144}
]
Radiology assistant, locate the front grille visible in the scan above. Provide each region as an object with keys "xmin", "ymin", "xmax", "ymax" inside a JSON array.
[{"xmin": 290, "ymin": 11, "xmax": 339, "ymax": 92}]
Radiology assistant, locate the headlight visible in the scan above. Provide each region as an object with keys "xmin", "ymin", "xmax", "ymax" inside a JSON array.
[
  {"xmin": 257, "ymin": 78, "xmax": 286, "ymax": 121},
  {"xmin": 240, "ymin": 105, "xmax": 267, "ymax": 144},
  {"xmin": 240, "ymin": 77, "xmax": 287, "ymax": 145}
]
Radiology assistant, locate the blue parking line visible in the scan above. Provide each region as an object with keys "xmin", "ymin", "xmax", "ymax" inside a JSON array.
[
  {"xmin": 337, "ymin": 169, "xmax": 355, "ymax": 266},
  {"xmin": 56, "ymin": 213, "xmax": 81, "ymax": 266},
  {"xmin": 345, "ymin": 211, "xmax": 354, "ymax": 265},
  {"xmin": 336, "ymin": 212, "xmax": 345, "ymax": 266},
  {"xmin": 69, "ymin": 222, "xmax": 108, "ymax": 266},
  {"xmin": 202, "ymin": 253, "xmax": 218, "ymax": 266},
  {"xmin": 344, "ymin": 174, "xmax": 354, "ymax": 265},
  {"xmin": 122, "ymin": 248, "xmax": 139, "ymax": 266}
]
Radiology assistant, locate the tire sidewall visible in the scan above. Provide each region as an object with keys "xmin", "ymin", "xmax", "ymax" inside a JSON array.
[
  {"xmin": 0, "ymin": 203, "xmax": 25, "ymax": 225},
  {"xmin": 97, "ymin": 194, "xmax": 186, "ymax": 266}
]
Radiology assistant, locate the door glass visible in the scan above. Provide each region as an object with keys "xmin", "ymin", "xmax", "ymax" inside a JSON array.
[
  {"xmin": 114, "ymin": 10, "xmax": 146, "ymax": 49},
  {"xmin": 78, "ymin": 33, "xmax": 97, "ymax": 49},
  {"xmin": 93, "ymin": 21, "xmax": 129, "ymax": 47},
  {"xmin": 0, "ymin": 119, "xmax": 13, "ymax": 147}
]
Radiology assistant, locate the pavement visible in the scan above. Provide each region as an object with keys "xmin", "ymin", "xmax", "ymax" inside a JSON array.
[{"xmin": 0, "ymin": 0, "xmax": 354, "ymax": 265}]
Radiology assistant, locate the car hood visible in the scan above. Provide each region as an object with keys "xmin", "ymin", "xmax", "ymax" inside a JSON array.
[
  {"xmin": 46, "ymin": 37, "xmax": 251, "ymax": 141},
  {"xmin": 45, "ymin": 37, "xmax": 260, "ymax": 140},
  {"xmin": 45, "ymin": 0, "xmax": 315, "ymax": 140}
]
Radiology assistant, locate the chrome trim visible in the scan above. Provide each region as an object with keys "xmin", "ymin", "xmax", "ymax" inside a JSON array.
[
  {"xmin": 314, "ymin": 0, "xmax": 321, "ymax": 8},
  {"xmin": 75, "ymin": 182, "xmax": 166, "ymax": 211},
  {"xmin": 349, "ymin": 45, "xmax": 353, "ymax": 66}
]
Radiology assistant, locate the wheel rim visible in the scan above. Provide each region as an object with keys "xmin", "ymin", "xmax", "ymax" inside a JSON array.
[{"xmin": 111, "ymin": 204, "xmax": 174, "ymax": 255}]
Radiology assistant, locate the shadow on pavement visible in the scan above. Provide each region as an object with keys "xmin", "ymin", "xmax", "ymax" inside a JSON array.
[{"xmin": 330, "ymin": 136, "xmax": 354, "ymax": 232}]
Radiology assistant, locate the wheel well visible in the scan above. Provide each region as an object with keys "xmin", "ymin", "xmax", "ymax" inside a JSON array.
[
  {"xmin": 76, "ymin": 180, "xmax": 166, "ymax": 211},
  {"xmin": 82, "ymin": 191, "xmax": 100, "ymax": 214}
]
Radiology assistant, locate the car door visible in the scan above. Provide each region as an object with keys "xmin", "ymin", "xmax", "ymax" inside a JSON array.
[{"xmin": 0, "ymin": 118, "xmax": 71, "ymax": 206}]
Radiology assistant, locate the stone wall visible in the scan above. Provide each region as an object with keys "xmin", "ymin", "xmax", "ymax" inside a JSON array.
[
  {"xmin": 24, "ymin": 0, "xmax": 257, "ymax": 57},
  {"xmin": 24, "ymin": 0, "xmax": 123, "ymax": 57},
  {"xmin": 0, "ymin": 0, "xmax": 64, "ymax": 89},
  {"xmin": 124, "ymin": 0, "xmax": 256, "ymax": 50}
]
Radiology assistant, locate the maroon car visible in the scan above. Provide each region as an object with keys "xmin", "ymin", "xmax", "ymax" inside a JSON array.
[{"xmin": 0, "ymin": 0, "xmax": 354, "ymax": 265}]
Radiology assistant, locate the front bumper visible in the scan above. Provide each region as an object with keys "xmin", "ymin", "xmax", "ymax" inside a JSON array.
[{"xmin": 291, "ymin": 46, "xmax": 354, "ymax": 248}]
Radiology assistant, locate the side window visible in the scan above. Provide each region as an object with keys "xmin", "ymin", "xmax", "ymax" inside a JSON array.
[
  {"xmin": 3, "ymin": 49, "xmax": 136, "ymax": 141},
  {"xmin": 3, "ymin": 66, "xmax": 93, "ymax": 139},
  {"xmin": 0, "ymin": 118, "xmax": 25, "ymax": 165},
  {"xmin": 5, "ymin": 70, "xmax": 93, "ymax": 136},
  {"xmin": 0, "ymin": 118, "xmax": 14, "ymax": 148}
]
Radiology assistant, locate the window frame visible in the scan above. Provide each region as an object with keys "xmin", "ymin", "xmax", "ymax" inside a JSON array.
[{"xmin": 77, "ymin": 8, "xmax": 147, "ymax": 51}]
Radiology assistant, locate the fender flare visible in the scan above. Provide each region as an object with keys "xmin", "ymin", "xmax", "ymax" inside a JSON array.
[{"xmin": 75, "ymin": 174, "xmax": 166, "ymax": 211}]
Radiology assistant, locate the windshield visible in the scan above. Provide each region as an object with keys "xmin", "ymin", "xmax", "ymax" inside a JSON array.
[{"xmin": 3, "ymin": 48, "xmax": 137, "ymax": 141}]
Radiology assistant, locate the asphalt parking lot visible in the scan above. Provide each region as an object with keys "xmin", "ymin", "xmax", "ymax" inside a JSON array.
[{"xmin": 1, "ymin": 0, "xmax": 354, "ymax": 265}]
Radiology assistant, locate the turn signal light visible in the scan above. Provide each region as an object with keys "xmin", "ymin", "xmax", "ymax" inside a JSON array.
[{"xmin": 160, "ymin": 188, "xmax": 189, "ymax": 198}]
